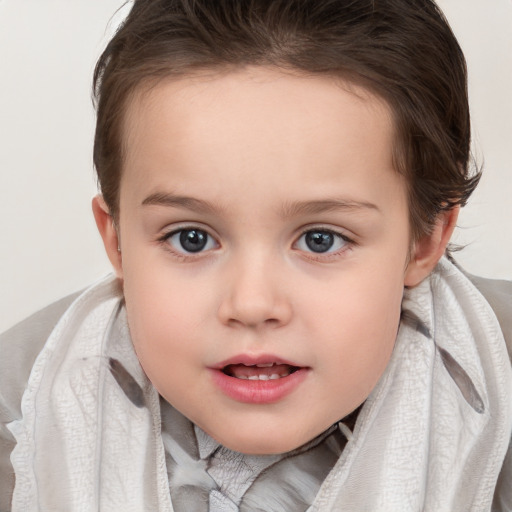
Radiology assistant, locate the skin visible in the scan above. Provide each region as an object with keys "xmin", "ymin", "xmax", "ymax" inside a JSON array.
[{"xmin": 94, "ymin": 67, "xmax": 458, "ymax": 454}]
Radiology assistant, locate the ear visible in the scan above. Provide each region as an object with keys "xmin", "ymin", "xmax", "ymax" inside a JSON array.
[
  {"xmin": 92, "ymin": 195, "xmax": 123, "ymax": 279},
  {"xmin": 404, "ymin": 206, "xmax": 459, "ymax": 287}
]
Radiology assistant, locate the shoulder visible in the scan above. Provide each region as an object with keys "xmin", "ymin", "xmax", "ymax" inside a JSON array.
[
  {"xmin": 466, "ymin": 273, "xmax": 512, "ymax": 360},
  {"xmin": 0, "ymin": 292, "xmax": 81, "ymax": 423},
  {"xmin": 0, "ymin": 292, "xmax": 79, "ymax": 512},
  {"xmin": 467, "ymin": 278, "xmax": 512, "ymax": 510}
]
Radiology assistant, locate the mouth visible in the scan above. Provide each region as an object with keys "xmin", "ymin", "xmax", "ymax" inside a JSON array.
[
  {"xmin": 221, "ymin": 362, "xmax": 301, "ymax": 381},
  {"xmin": 211, "ymin": 355, "xmax": 308, "ymax": 403}
]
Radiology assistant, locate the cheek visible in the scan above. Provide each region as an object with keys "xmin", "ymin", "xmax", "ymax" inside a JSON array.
[
  {"xmin": 121, "ymin": 263, "xmax": 210, "ymax": 386},
  {"xmin": 308, "ymin": 268, "xmax": 404, "ymax": 394},
  {"xmin": 123, "ymin": 253, "xmax": 209, "ymax": 329},
  {"xmin": 308, "ymin": 263, "xmax": 404, "ymax": 338}
]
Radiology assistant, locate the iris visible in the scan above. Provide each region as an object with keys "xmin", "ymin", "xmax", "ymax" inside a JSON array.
[
  {"xmin": 179, "ymin": 229, "xmax": 209, "ymax": 252},
  {"xmin": 304, "ymin": 231, "xmax": 334, "ymax": 253}
]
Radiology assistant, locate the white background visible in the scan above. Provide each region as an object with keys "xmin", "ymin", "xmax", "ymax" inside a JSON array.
[{"xmin": 0, "ymin": 0, "xmax": 511, "ymax": 333}]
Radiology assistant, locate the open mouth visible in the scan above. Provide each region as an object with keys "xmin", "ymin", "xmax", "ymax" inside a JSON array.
[
  {"xmin": 212, "ymin": 358, "xmax": 308, "ymax": 403},
  {"xmin": 222, "ymin": 363, "xmax": 301, "ymax": 381}
]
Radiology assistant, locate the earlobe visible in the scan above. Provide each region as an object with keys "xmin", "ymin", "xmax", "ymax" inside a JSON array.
[
  {"xmin": 404, "ymin": 206, "xmax": 459, "ymax": 287},
  {"xmin": 92, "ymin": 195, "xmax": 123, "ymax": 279}
]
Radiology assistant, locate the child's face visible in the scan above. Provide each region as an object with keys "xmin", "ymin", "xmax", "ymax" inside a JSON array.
[{"xmin": 111, "ymin": 67, "xmax": 416, "ymax": 454}]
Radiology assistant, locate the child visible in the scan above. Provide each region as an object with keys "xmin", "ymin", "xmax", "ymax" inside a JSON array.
[{"xmin": 1, "ymin": 0, "xmax": 511, "ymax": 510}]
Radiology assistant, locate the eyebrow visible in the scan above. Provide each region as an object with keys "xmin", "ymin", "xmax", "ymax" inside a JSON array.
[
  {"xmin": 280, "ymin": 198, "xmax": 380, "ymax": 218},
  {"xmin": 141, "ymin": 192, "xmax": 222, "ymax": 215},
  {"xmin": 141, "ymin": 192, "xmax": 380, "ymax": 217}
]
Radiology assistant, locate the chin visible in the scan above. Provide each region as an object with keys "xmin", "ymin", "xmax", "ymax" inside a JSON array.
[{"xmin": 212, "ymin": 430, "xmax": 306, "ymax": 455}]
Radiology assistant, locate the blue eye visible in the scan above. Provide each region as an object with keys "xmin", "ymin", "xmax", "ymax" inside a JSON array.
[
  {"xmin": 166, "ymin": 228, "xmax": 217, "ymax": 253},
  {"xmin": 296, "ymin": 229, "xmax": 348, "ymax": 254}
]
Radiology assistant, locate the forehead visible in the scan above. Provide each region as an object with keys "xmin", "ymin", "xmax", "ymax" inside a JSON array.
[{"xmin": 120, "ymin": 67, "xmax": 401, "ymax": 211}]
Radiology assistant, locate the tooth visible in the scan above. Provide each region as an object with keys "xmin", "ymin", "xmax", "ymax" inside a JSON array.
[
  {"xmin": 269, "ymin": 374, "xmax": 280, "ymax": 380},
  {"xmin": 279, "ymin": 371, "xmax": 290, "ymax": 378},
  {"xmin": 256, "ymin": 363, "xmax": 274, "ymax": 368},
  {"xmin": 248, "ymin": 375, "xmax": 259, "ymax": 380},
  {"xmin": 238, "ymin": 375, "xmax": 249, "ymax": 380},
  {"xmin": 258, "ymin": 374, "xmax": 270, "ymax": 381}
]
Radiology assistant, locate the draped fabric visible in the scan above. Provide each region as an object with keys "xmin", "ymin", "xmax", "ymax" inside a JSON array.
[
  {"xmin": 161, "ymin": 398, "xmax": 350, "ymax": 511},
  {"xmin": 6, "ymin": 258, "xmax": 512, "ymax": 511},
  {"xmin": 311, "ymin": 258, "xmax": 512, "ymax": 511}
]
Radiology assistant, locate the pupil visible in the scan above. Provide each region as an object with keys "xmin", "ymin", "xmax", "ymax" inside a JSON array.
[
  {"xmin": 180, "ymin": 229, "xmax": 208, "ymax": 252},
  {"xmin": 305, "ymin": 231, "xmax": 334, "ymax": 253}
]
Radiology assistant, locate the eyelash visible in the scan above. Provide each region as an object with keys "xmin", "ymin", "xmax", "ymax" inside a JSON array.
[
  {"xmin": 157, "ymin": 225, "xmax": 356, "ymax": 260},
  {"xmin": 157, "ymin": 226, "xmax": 218, "ymax": 261},
  {"xmin": 294, "ymin": 227, "xmax": 355, "ymax": 260}
]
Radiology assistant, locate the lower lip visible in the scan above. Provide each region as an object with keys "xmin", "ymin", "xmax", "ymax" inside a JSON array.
[{"xmin": 209, "ymin": 368, "xmax": 309, "ymax": 404}]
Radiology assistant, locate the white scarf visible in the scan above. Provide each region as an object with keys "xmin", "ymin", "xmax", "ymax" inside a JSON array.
[
  {"xmin": 311, "ymin": 258, "xmax": 512, "ymax": 511},
  {"xmin": 8, "ymin": 258, "xmax": 512, "ymax": 511}
]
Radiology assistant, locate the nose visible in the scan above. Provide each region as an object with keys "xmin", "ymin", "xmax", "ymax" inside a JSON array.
[{"xmin": 217, "ymin": 253, "xmax": 292, "ymax": 329}]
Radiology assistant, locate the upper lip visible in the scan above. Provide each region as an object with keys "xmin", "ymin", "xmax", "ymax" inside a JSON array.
[{"xmin": 212, "ymin": 354, "xmax": 303, "ymax": 370}]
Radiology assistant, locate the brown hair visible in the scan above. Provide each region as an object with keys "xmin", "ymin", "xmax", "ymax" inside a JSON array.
[{"xmin": 93, "ymin": 0, "xmax": 480, "ymax": 240}]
